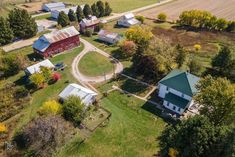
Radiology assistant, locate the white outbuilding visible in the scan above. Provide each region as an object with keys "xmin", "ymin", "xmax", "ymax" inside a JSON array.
[
  {"xmin": 98, "ymin": 29, "xmax": 122, "ymax": 44},
  {"xmin": 51, "ymin": 6, "xmax": 77, "ymax": 19},
  {"xmin": 117, "ymin": 13, "xmax": 140, "ymax": 27},
  {"xmin": 24, "ymin": 59, "xmax": 55, "ymax": 75},
  {"xmin": 42, "ymin": 2, "xmax": 65, "ymax": 12},
  {"xmin": 59, "ymin": 83, "xmax": 98, "ymax": 106}
]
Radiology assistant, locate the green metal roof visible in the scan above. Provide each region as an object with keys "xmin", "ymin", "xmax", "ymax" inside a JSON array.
[
  {"xmin": 159, "ymin": 69, "xmax": 200, "ymax": 97},
  {"xmin": 165, "ymin": 93, "xmax": 190, "ymax": 109}
]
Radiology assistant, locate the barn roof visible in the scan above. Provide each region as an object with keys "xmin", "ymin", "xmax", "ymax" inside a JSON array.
[
  {"xmin": 98, "ymin": 29, "xmax": 120, "ymax": 39},
  {"xmin": 80, "ymin": 16, "xmax": 100, "ymax": 27},
  {"xmin": 43, "ymin": 2, "xmax": 65, "ymax": 9},
  {"xmin": 124, "ymin": 13, "xmax": 135, "ymax": 19},
  {"xmin": 59, "ymin": 83, "xmax": 98, "ymax": 106},
  {"xmin": 33, "ymin": 26, "xmax": 79, "ymax": 52},
  {"xmin": 25, "ymin": 59, "xmax": 54, "ymax": 75}
]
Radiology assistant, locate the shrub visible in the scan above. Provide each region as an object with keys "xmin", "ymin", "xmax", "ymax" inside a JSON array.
[
  {"xmin": 62, "ymin": 96, "xmax": 85, "ymax": 125},
  {"xmin": 157, "ymin": 13, "xmax": 167, "ymax": 22},
  {"xmin": 38, "ymin": 100, "xmax": 62, "ymax": 115},
  {"xmin": 94, "ymin": 23, "xmax": 104, "ymax": 32},
  {"xmin": 226, "ymin": 21, "xmax": 235, "ymax": 32},
  {"xmin": 14, "ymin": 86, "xmax": 29, "ymax": 98},
  {"xmin": 52, "ymin": 72, "xmax": 61, "ymax": 82},
  {"xmin": 119, "ymin": 40, "xmax": 137, "ymax": 58},
  {"xmin": 0, "ymin": 123, "xmax": 7, "ymax": 133},
  {"xmin": 135, "ymin": 15, "xmax": 145, "ymax": 24},
  {"xmin": 188, "ymin": 60, "xmax": 202, "ymax": 76},
  {"xmin": 85, "ymin": 29, "xmax": 93, "ymax": 37},
  {"xmin": 194, "ymin": 44, "xmax": 201, "ymax": 51},
  {"xmin": 40, "ymin": 66, "xmax": 52, "ymax": 82},
  {"xmin": 0, "ymin": 55, "xmax": 20, "ymax": 77},
  {"xmin": 29, "ymin": 73, "xmax": 45, "ymax": 88}
]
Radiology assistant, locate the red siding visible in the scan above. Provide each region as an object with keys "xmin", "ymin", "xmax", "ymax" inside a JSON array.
[{"xmin": 34, "ymin": 35, "xmax": 80, "ymax": 58}]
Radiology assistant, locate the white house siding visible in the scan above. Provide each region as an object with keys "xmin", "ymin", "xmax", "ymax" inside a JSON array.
[
  {"xmin": 158, "ymin": 83, "xmax": 167, "ymax": 98},
  {"xmin": 163, "ymin": 100, "xmax": 184, "ymax": 115}
]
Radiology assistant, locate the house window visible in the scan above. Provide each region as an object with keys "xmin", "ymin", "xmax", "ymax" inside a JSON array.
[
  {"xmin": 167, "ymin": 102, "xmax": 169, "ymax": 106},
  {"xmin": 166, "ymin": 87, "xmax": 169, "ymax": 91},
  {"xmin": 173, "ymin": 106, "xmax": 176, "ymax": 110},
  {"xmin": 181, "ymin": 93, "xmax": 184, "ymax": 98},
  {"xmin": 178, "ymin": 108, "xmax": 181, "ymax": 112}
]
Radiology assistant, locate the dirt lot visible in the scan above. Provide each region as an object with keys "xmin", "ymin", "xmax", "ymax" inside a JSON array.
[
  {"xmin": 16, "ymin": 0, "xmax": 48, "ymax": 13},
  {"xmin": 139, "ymin": 0, "xmax": 235, "ymax": 21}
]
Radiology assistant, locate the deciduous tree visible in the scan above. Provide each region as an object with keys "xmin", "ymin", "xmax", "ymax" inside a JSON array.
[
  {"xmin": 159, "ymin": 116, "xmax": 234, "ymax": 157},
  {"xmin": 38, "ymin": 100, "xmax": 62, "ymax": 115},
  {"xmin": 195, "ymin": 76, "xmax": 235, "ymax": 125},
  {"xmin": 135, "ymin": 15, "xmax": 145, "ymax": 24},
  {"xmin": 188, "ymin": 59, "xmax": 202, "ymax": 76},
  {"xmin": 62, "ymin": 96, "xmax": 85, "ymax": 125},
  {"xmin": 29, "ymin": 73, "xmax": 45, "ymax": 88},
  {"xmin": 157, "ymin": 13, "xmax": 167, "ymax": 22},
  {"xmin": 119, "ymin": 40, "xmax": 137, "ymax": 58}
]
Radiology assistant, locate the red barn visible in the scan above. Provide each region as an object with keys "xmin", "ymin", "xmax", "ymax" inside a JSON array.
[{"xmin": 33, "ymin": 26, "xmax": 80, "ymax": 58}]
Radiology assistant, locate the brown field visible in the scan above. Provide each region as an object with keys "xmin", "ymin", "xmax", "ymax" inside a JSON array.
[
  {"xmin": 16, "ymin": 0, "xmax": 48, "ymax": 13},
  {"xmin": 139, "ymin": 0, "xmax": 235, "ymax": 21}
]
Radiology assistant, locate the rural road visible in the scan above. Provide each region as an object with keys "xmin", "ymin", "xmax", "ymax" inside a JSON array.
[{"xmin": 71, "ymin": 38, "xmax": 123, "ymax": 90}]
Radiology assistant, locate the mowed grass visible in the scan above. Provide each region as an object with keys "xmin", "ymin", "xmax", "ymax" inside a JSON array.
[
  {"xmin": 59, "ymin": 0, "xmax": 158, "ymax": 13},
  {"xmin": 54, "ymin": 91, "xmax": 166, "ymax": 157},
  {"xmin": 13, "ymin": 45, "xmax": 84, "ymax": 132},
  {"xmin": 78, "ymin": 51, "xmax": 114, "ymax": 77}
]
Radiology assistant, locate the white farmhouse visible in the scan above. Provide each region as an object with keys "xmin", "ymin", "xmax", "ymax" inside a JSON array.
[
  {"xmin": 158, "ymin": 70, "xmax": 200, "ymax": 115},
  {"xmin": 117, "ymin": 13, "xmax": 140, "ymax": 27},
  {"xmin": 42, "ymin": 2, "xmax": 65, "ymax": 12},
  {"xmin": 59, "ymin": 83, "xmax": 98, "ymax": 106},
  {"xmin": 98, "ymin": 29, "xmax": 122, "ymax": 44},
  {"xmin": 24, "ymin": 59, "xmax": 55, "ymax": 75}
]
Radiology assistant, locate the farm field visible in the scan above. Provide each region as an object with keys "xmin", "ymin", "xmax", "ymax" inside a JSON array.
[
  {"xmin": 78, "ymin": 51, "xmax": 115, "ymax": 77},
  {"xmin": 59, "ymin": 0, "xmax": 158, "ymax": 13},
  {"xmin": 54, "ymin": 91, "xmax": 166, "ymax": 157},
  {"xmin": 139, "ymin": 0, "xmax": 235, "ymax": 21}
]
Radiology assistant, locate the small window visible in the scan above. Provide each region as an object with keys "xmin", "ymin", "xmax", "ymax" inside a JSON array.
[
  {"xmin": 173, "ymin": 106, "xmax": 176, "ymax": 110},
  {"xmin": 181, "ymin": 93, "xmax": 184, "ymax": 98},
  {"xmin": 167, "ymin": 102, "xmax": 169, "ymax": 106},
  {"xmin": 178, "ymin": 108, "xmax": 181, "ymax": 112},
  {"xmin": 166, "ymin": 87, "xmax": 169, "ymax": 91}
]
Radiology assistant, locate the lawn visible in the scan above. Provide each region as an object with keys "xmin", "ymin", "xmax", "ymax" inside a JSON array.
[
  {"xmin": 78, "ymin": 51, "xmax": 115, "ymax": 77},
  {"xmin": 59, "ymin": 0, "xmax": 158, "ymax": 13},
  {"xmin": 54, "ymin": 91, "xmax": 166, "ymax": 157},
  {"xmin": 13, "ymin": 45, "xmax": 84, "ymax": 133}
]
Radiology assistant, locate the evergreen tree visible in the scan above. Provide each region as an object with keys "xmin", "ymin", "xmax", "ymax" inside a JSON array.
[
  {"xmin": 96, "ymin": 1, "xmax": 105, "ymax": 17},
  {"xmin": 175, "ymin": 44, "xmax": 187, "ymax": 67},
  {"xmin": 8, "ymin": 8, "xmax": 37, "ymax": 39},
  {"xmin": 212, "ymin": 46, "xmax": 235, "ymax": 77},
  {"xmin": 104, "ymin": 2, "xmax": 112, "ymax": 16},
  {"xmin": 91, "ymin": 3, "xmax": 99, "ymax": 17},
  {"xmin": 76, "ymin": 5, "xmax": 84, "ymax": 22},
  {"xmin": 0, "ymin": 17, "xmax": 14, "ymax": 45},
  {"xmin": 68, "ymin": 9, "xmax": 77, "ymax": 22},
  {"xmin": 57, "ymin": 11, "xmax": 70, "ymax": 27},
  {"xmin": 83, "ymin": 4, "xmax": 92, "ymax": 18}
]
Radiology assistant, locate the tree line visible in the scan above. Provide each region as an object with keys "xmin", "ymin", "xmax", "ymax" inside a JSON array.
[
  {"xmin": 178, "ymin": 10, "xmax": 235, "ymax": 32},
  {"xmin": 0, "ymin": 8, "xmax": 37, "ymax": 46},
  {"xmin": 58, "ymin": 1, "xmax": 112, "ymax": 27}
]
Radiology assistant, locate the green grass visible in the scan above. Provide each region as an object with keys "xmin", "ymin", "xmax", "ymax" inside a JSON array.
[
  {"xmin": 54, "ymin": 91, "xmax": 166, "ymax": 157},
  {"xmin": 33, "ymin": 13, "xmax": 51, "ymax": 20},
  {"xmin": 78, "ymin": 51, "xmax": 114, "ymax": 77},
  {"xmin": 13, "ymin": 45, "xmax": 84, "ymax": 132},
  {"xmin": 59, "ymin": 0, "xmax": 158, "ymax": 13}
]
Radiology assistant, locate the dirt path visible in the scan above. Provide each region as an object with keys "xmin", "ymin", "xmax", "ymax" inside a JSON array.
[{"xmin": 71, "ymin": 38, "xmax": 123, "ymax": 91}]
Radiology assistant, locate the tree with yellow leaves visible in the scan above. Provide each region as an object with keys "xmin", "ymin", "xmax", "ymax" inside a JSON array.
[
  {"xmin": 125, "ymin": 26, "xmax": 153, "ymax": 54},
  {"xmin": 38, "ymin": 100, "xmax": 62, "ymax": 115},
  {"xmin": 0, "ymin": 123, "xmax": 7, "ymax": 134},
  {"xmin": 168, "ymin": 148, "xmax": 178, "ymax": 157}
]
